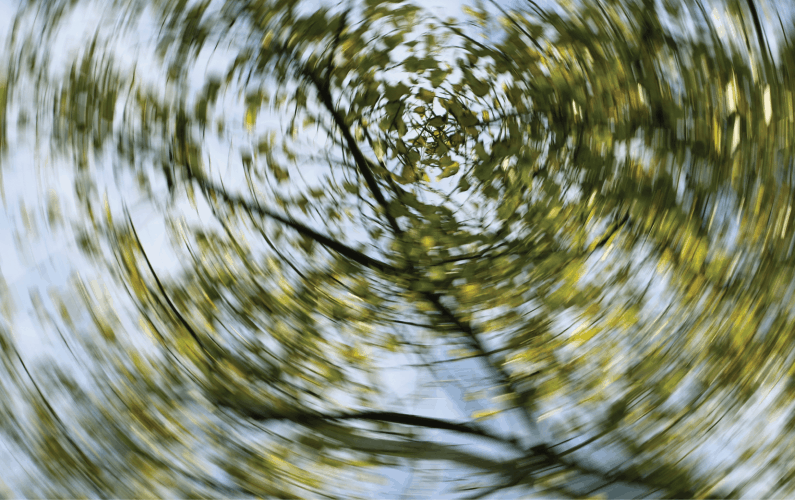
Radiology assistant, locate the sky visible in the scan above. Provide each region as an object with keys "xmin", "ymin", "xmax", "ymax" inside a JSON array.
[
  {"xmin": 0, "ymin": 0, "xmax": 538, "ymax": 497},
  {"xmin": 2, "ymin": 0, "xmax": 795, "ymax": 497}
]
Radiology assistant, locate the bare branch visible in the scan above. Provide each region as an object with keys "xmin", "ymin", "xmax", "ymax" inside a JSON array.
[
  {"xmin": 125, "ymin": 205, "xmax": 216, "ymax": 360},
  {"xmin": 224, "ymin": 407, "xmax": 521, "ymax": 448},
  {"xmin": 189, "ymin": 175, "xmax": 402, "ymax": 276},
  {"xmin": 589, "ymin": 211, "xmax": 629, "ymax": 253},
  {"xmin": 301, "ymin": 68, "xmax": 403, "ymax": 234},
  {"xmin": 298, "ymin": 34, "xmax": 543, "ymax": 452}
]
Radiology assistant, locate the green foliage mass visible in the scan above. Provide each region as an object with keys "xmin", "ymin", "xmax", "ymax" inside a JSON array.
[{"xmin": 1, "ymin": 0, "xmax": 795, "ymax": 497}]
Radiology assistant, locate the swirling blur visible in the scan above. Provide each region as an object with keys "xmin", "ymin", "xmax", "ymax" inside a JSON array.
[{"xmin": 2, "ymin": 0, "xmax": 795, "ymax": 498}]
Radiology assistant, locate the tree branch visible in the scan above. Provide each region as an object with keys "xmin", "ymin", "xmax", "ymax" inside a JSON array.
[
  {"xmin": 125, "ymin": 205, "xmax": 216, "ymax": 360},
  {"xmin": 222, "ymin": 406, "xmax": 520, "ymax": 448},
  {"xmin": 280, "ymin": 28, "xmax": 692, "ymax": 500},
  {"xmin": 301, "ymin": 68, "xmax": 403, "ymax": 235},
  {"xmin": 189, "ymin": 174, "xmax": 402, "ymax": 276},
  {"xmin": 311, "ymin": 422, "xmax": 524, "ymax": 478},
  {"xmin": 588, "ymin": 211, "xmax": 629, "ymax": 252},
  {"xmin": 299, "ymin": 34, "xmax": 543, "ymax": 451}
]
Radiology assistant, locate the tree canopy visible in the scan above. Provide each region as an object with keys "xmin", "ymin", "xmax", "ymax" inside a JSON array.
[{"xmin": 2, "ymin": 0, "xmax": 795, "ymax": 497}]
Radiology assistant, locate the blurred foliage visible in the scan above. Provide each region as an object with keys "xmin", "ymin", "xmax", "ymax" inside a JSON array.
[{"xmin": 3, "ymin": 0, "xmax": 795, "ymax": 497}]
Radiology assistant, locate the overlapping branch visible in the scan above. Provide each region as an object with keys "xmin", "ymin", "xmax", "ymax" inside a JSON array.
[
  {"xmin": 186, "ymin": 174, "xmax": 402, "ymax": 276},
  {"xmin": 296, "ymin": 37, "xmax": 544, "ymax": 448}
]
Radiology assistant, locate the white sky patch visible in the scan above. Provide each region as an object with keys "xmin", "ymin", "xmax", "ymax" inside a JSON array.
[
  {"xmin": 712, "ymin": 7, "xmax": 725, "ymax": 37},
  {"xmin": 764, "ymin": 84, "xmax": 772, "ymax": 124},
  {"xmin": 726, "ymin": 74, "xmax": 737, "ymax": 114},
  {"xmin": 731, "ymin": 114, "xmax": 741, "ymax": 153}
]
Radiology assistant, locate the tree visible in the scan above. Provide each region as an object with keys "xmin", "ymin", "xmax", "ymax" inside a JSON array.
[{"xmin": 1, "ymin": 0, "xmax": 795, "ymax": 497}]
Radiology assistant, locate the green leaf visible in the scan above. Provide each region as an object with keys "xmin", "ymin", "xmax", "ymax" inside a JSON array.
[
  {"xmin": 417, "ymin": 88, "xmax": 435, "ymax": 103},
  {"xmin": 385, "ymin": 83, "xmax": 410, "ymax": 101},
  {"xmin": 430, "ymin": 69, "xmax": 447, "ymax": 88},
  {"xmin": 467, "ymin": 76, "xmax": 490, "ymax": 97},
  {"xmin": 427, "ymin": 115, "xmax": 446, "ymax": 128},
  {"xmin": 475, "ymin": 142, "xmax": 489, "ymax": 161},
  {"xmin": 438, "ymin": 162, "xmax": 459, "ymax": 179}
]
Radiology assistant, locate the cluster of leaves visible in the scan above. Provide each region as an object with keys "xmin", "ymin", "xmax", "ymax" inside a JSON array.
[{"xmin": 3, "ymin": 0, "xmax": 795, "ymax": 497}]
